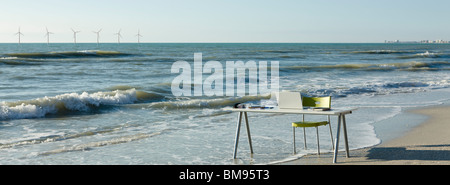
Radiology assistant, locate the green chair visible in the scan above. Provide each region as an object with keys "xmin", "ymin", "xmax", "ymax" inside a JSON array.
[{"xmin": 292, "ymin": 96, "xmax": 334, "ymax": 155}]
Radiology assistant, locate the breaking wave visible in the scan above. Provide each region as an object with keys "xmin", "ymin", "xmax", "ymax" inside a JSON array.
[
  {"xmin": 282, "ymin": 61, "xmax": 450, "ymax": 72},
  {"xmin": 397, "ymin": 51, "xmax": 450, "ymax": 59},
  {"xmin": 3, "ymin": 50, "xmax": 134, "ymax": 60},
  {"xmin": 148, "ymin": 94, "xmax": 271, "ymax": 110},
  {"xmin": 0, "ymin": 89, "xmax": 163, "ymax": 120},
  {"xmin": 343, "ymin": 50, "xmax": 415, "ymax": 54},
  {"xmin": 305, "ymin": 81, "xmax": 448, "ymax": 98}
]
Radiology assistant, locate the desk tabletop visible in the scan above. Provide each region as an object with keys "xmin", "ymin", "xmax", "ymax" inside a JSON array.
[{"xmin": 223, "ymin": 107, "xmax": 354, "ymax": 115}]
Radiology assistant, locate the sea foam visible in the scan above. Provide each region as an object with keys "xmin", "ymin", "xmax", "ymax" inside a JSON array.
[{"xmin": 0, "ymin": 89, "xmax": 143, "ymax": 120}]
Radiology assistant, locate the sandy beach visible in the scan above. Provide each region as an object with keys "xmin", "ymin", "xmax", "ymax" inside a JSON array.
[{"xmin": 281, "ymin": 105, "xmax": 450, "ymax": 165}]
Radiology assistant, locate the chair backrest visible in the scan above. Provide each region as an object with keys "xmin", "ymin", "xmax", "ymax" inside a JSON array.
[{"xmin": 302, "ymin": 96, "xmax": 331, "ymax": 108}]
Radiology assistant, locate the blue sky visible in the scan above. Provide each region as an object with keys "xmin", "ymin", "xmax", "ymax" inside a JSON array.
[{"xmin": 1, "ymin": 0, "xmax": 450, "ymax": 43}]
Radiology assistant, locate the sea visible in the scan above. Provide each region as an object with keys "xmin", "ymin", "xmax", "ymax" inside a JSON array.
[{"xmin": 1, "ymin": 43, "xmax": 449, "ymax": 164}]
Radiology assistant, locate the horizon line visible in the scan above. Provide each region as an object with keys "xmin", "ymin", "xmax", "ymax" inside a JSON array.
[{"xmin": 0, "ymin": 41, "xmax": 405, "ymax": 44}]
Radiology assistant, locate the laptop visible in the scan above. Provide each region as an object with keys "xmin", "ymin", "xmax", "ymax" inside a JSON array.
[{"xmin": 277, "ymin": 92, "xmax": 303, "ymax": 109}]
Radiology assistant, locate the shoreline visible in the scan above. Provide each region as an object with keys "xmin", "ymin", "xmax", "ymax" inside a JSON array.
[{"xmin": 280, "ymin": 104, "xmax": 450, "ymax": 165}]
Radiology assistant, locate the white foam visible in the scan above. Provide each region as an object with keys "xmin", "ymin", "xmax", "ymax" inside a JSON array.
[
  {"xmin": 0, "ymin": 89, "xmax": 138, "ymax": 120},
  {"xmin": 38, "ymin": 133, "xmax": 156, "ymax": 156},
  {"xmin": 148, "ymin": 94, "xmax": 269, "ymax": 110}
]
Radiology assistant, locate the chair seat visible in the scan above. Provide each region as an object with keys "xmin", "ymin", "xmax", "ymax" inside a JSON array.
[{"xmin": 292, "ymin": 121, "xmax": 328, "ymax": 128}]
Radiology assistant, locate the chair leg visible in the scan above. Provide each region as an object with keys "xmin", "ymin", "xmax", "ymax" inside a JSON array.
[
  {"xmin": 292, "ymin": 127, "xmax": 296, "ymax": 154},
  {"xmin": 316, "ymin": 127, "xmax": 320, "ymax": 155}
]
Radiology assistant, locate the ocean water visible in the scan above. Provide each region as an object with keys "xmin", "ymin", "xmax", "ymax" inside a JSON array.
[{"xmin": 0, "ymin": 43, "xmax": 449, "ymax": 164}]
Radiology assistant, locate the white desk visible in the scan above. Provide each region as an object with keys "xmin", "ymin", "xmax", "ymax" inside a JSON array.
[{"xmin": 223, "ymin": 107, "xmax": 354, "ymax": 163}]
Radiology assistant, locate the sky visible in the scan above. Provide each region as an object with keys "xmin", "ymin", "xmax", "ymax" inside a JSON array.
[{"xmin": 1, "ymin": 0, "xmax": 450, "ymax": 43}]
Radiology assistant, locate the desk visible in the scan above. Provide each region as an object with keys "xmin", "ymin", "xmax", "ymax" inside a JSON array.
[{"xmin": 223, "ymin": 107, "xmax": 354, "ymax": 163}]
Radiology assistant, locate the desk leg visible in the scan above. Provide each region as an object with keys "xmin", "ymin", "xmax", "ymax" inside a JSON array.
[
  {"xmin": 333, "ymin": 114, "xmax": 342, "ymax": 163},
  {"xmin": 244, "ymin": 112, "xmax": 254, "ymax": 154},
  {"xmin": 342, "ymin": 114, "xmax": 350, "ymax": 158},
  {"xmin": 233, "ymin": 112, "xmax": 243, "ymax": 159}
]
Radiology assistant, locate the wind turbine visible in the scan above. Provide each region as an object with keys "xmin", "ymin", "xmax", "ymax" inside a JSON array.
[
  {"xmin": 135, "ymin": 29, "xmax": 143, "ymax": 44},
  {"xmin": 44, "ymin": 27, "xmax": 53, "ymax": 45},
  {"xmin": 93, "ymin": 28, "xmax": 102, "ymax": 46},
  {"xmin": 71, "ymin": 28, "xmax": 81, "ymax": 44},
  {"xmin": 114, "ymin": 29, "xmax": 122, "ymax": 44},
  {"xmin": 14, "ymin": 27, "xmax": 24, "ymax": 45}
]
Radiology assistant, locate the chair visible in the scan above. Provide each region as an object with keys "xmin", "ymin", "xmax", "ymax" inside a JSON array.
[{"xmin": 292, "ymin": 96, "xmax": 334, "ymax": 155}]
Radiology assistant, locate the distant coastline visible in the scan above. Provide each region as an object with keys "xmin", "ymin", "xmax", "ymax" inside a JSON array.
[{"xmin": 385, "ymin": 39, "xmax": 450, "ymax": 44}]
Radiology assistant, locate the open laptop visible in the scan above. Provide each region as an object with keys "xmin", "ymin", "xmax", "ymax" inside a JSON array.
[{"xmin": 277, "ymin": 91, "xmax": 303, "ymax": 109}]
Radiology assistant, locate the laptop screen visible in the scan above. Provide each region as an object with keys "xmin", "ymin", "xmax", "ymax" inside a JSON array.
[{"xmin": 278, "ymin": 92, "xmax": 303, "ymax": 109}]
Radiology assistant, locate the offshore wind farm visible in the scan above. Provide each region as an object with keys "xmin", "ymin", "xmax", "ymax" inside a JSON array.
[{"xmin": 10, "ymin": 27, "xmax": 144, "ymax": 44}]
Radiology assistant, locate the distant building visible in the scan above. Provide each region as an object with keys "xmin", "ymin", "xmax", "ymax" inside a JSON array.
[{"xmin": 385, "ymin": 39, "xmax": 449, "ymax": 43}]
